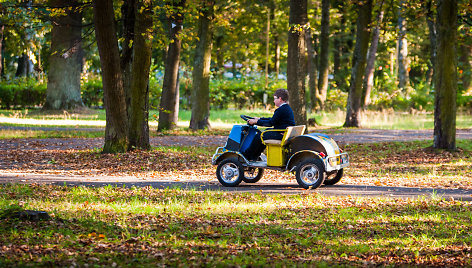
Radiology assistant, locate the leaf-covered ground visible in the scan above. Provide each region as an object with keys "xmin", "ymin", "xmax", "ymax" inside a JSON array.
[
  {"xmin": 1, "ymin": 139, "xmax": 471, "ymax": 189},
  {"xmin": 1, "ymin": 184, "xmax": 472, "ymax": 267},
  {"xmin": 1, "ymin": 138, "xmax": 472, "ymax": 266}
]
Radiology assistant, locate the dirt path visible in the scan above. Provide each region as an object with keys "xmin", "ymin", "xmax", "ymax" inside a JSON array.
[
  {"xmin": 1, "ymin": 128, "xmax": 472, "ymax": 200},
  {"xmin": 2, "ymin": 128, "xmax": 472, "ymax": 150}
]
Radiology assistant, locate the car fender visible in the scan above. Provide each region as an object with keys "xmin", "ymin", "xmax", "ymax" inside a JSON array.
[
  {"xmin": 286, "ymin": 150, "xmax": 326, "ymax": 172},
  {"xmin": 211, "ymin": 147, "xmax": 250, "ymax": 166}
]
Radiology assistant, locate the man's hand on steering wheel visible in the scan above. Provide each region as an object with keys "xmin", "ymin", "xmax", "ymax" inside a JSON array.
[
  {"xmin": 240, "ymin": 114, "xmax": 258, "ymax": 125},
  {"xmin": 247, "ymin": 118, "xmax": 259, "ymax": 125}
]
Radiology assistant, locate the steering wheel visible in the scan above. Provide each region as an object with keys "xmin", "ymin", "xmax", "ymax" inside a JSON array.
[{"xmin": 240, "ymin": 115, "xmax": 254, "ymax": 122}]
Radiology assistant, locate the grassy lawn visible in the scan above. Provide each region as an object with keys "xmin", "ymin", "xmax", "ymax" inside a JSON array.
[
  {"xmin": 1, "ymin": 109, "xmax": 471, "ymax": 137},
  {"xmin": 1, "ymin": 184, "xmax": 471, "ymax": 267}
]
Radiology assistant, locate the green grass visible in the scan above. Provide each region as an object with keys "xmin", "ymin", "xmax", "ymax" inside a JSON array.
[
  {"xmin": 3, "ymin": 108, "xmax": 472, "ymax": 131},
  {"xmin": 0, "ymin": 184, "xmax": 471, "ymax": 266},
  {"xmin": 314, "ymin": 110, "xmax": 472, "ymax": 129},
  {"xmin": 0, "ymin": 129, "xmax": 104, "ymax": 139}
]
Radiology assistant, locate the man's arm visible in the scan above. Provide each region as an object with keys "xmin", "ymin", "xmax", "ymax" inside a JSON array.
[{"xmin": 248, "ymin": 116, "xmax": 273, "ymax": 127}]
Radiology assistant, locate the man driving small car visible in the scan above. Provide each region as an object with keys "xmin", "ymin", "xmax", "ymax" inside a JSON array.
[{"xmin": 247, "ymin": 89, "xmax": 295, "ymax": 156}]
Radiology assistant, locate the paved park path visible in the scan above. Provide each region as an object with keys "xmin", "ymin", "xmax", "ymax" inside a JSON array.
[{"xmin": 1, "ymin": 127, "xmax": 472, "ymax": 200}]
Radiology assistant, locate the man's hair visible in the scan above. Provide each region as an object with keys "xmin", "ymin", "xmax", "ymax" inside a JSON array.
[{"xmin": 274, "ymin": 89, "xmax": 289, "ymax": 102}]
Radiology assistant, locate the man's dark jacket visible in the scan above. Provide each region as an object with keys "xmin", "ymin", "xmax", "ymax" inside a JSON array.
[{"xmin": 256, "ymin": 103, "xmax": 295, "ymax": 129}]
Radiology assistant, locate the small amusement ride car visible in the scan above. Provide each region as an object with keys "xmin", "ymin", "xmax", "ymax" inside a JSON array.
[{"xmin": 211, "ymin": 115, "xmax": 350, "ymax": 189}]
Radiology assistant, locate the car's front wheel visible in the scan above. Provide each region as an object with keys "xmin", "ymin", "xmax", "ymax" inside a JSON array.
[
  {"xmin": 216, "ymin": 158, "xmax": 244, "ymax": 187},
  {"xmin": 295, "ymin": 158, "xmax": 325, "ymax": 189}
]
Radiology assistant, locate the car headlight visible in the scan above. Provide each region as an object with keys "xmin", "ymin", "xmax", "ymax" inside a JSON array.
[{"xmin": 328, "ymin": 157, "xmax": 338, "ymax": 167}]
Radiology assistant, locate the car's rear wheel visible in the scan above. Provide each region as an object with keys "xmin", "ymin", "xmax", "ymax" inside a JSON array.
[
  {"xmin": 242, "ymin": 167, "xmax": 264, "ymax": 183},
  {"xmin": 324, "ymin": 168, "xmax": 343, "ymax": 185},
  {"xmin": 216, "ymin": 158, "xmax": 244, "ymax": 187},
  {"xmin": 295, "ymin": 158, "xmax": 325, "ymax": 189}
]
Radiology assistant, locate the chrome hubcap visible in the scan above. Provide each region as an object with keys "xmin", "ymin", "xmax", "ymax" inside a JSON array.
[
  {"xmin": 221, "ymin": 163, "xmax": 239, "ymax": 182},
  {"xmin": 301, "ymin": 165, "xmax": 319, "ymax": 184}
]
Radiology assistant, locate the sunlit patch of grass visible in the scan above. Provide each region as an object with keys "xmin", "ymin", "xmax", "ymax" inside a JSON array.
[
  {"xmin": 3, "ymin": 108, "xmax": 470, "ymax": 134},
  {"xmin": 1, "ymin": 184, "xmax": 472, "ymax": 266},
  {"xmin": 313, "ymin": 110, "xmax": 472, "ymax": 129},
  {"xmin": 0, "ymin": 129, "xmax": 104, "ymax": 139}
]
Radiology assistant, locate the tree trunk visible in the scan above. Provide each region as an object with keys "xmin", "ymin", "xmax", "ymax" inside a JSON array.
[
  {"xmin": 128, "ymin": 0, "xmax": 152, "ymax": 150},
  {"xmin": 274, "ymin": 35, "xmax": 280, "ymax": 78},
  {"xmin": 362, "ymin": 9, "xmax": 384, "ymax": 108},
  {"xmin": 306, "ymin": 28, "xmax": 318, "ymax": 112},
  {"xmin": 317, "ymin": 0, "xmax": 330, "ymax": 109},
  {"xmin": 287, "ymin": 0, "xmax": 307, "ymax": 126},
  {"xmin": 333, "ymin": 4, "xmax": 348, "ymax": 90},
  {"xmin": 15, "ymin": 54, "xmax": 33, "ymax": 78},
  {"xmin": 121, "ymin": 0, "xmax": 135, "ymax": 117},
  {"xmin": 425, "ymin": 0, "xmax": 436, "ymax": 85},
  {"xmin": 44, "ymin": 0, "xmax": 84, "ymax": 110},
  {"xmin": 433, "ymin": 0, "xmax": 457, "ymax": 150},
  {"xmin": 459, "ymin": 41, "xmax": 471, "ymax": 92},
  {"xmin": 0, "ymin": 25, "xmax": 4, "ymax": 78},
  {"xmin": 264, "ymin": 7, "xmax": 271, "ymax": 88},
  {"xmin": 190, "ymin": 0, "xmax": 213, "ymax": 130},
  {"xmin": 214, "ymin": 34, "xmax": 224, "ymax": 77},
  {"xmin": 93, "ymin": 0, "xmax": 129, "ymax": 153},
  {"xmin": 397, "ymin": 1, "xmax": 409, "ymax": 90},
  {"xmin": 158, "ymin": 0, "xmax": 185, "ymax": 131},
  {"xmin": 344, "ymin": 0, "xmax": 372, "ymax": 128}
]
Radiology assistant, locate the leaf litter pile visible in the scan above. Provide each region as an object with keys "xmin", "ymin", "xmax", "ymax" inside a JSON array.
[
  {"xmin": 1, "ymin": 138, "xmax": 471, "ymax": 189},
  {"xmin": 1, "ymin": 184, "xmax": 472, "ymax": 267}
]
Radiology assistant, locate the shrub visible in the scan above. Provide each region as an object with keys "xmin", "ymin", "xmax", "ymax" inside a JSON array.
[
  {"xmin": 0, "ymin": 78, "xmax": 46, "ymax": 109},
  {"xmin": 208, "ymin": 76, "xmax": 285, "ymax": 110},
  {"xmin": 81, "ymin": 79, "xmax": 103, "ymax": 107}
]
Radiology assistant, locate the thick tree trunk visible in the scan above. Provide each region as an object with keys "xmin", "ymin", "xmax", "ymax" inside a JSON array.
[
  {"xmin": 93, "ymin": 0, "xmax": 129, "ymax": 153},
  {"xmin": 425, "ymin": 0, "xmax": 436, "ymax": 85},
  {"xmin": 128, "ymin": 0, "xmax": 152, "ymax": 150},
  {"xmin": 344, "ymin": 0, "xmax": 372, "ymax": 128},
  {"xmin": 317, "ymin": 0, "xmax": 330, "ymax": 109},
  {"xmin": 287, "ymin": 0, "xmax": 307, "ymax": 125},
  {"xmin": 433, "ymin": 0, "xmax": 457, "ymax": 150},
  {"xmin": 362, "ymin": 9, "xmax": 383, "ymax": 108},
  {"xmin": 121, "ymin": 0, "xmax": 135, "ymax": 116},
  {"xmin": 306, "ymin": 29, "xmax": 318, "ymax": 111},
  {"xmin": 44, "ymin": 0, "xmax": 84, "ymax": 110},
  {"xmin": 158, "ymin": 0, "xmax": 185, "ymax": 131},
  {"xmin": 190, "ymin": 0, "xmax": 213, "ymax": 130},
  {"xmin": 397, "ymin": 1, "xmax": 409, "ymax": 90}
]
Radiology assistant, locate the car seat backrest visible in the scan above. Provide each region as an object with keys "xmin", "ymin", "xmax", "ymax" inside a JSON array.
[{"xmin": 281, "ymin": 125, "xmax": 306, "ymax": 146}]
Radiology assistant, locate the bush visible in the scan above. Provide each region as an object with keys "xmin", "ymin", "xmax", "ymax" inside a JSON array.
[
  {"xmin": 0, "ymin": 78, "xmax": 46, "ymax": 109},
  {"xmin": 209, "ymin": 76, "xmax": 285, "ymax": 110},
  {"xmin": 325, "ymin": 88, "xmax": 348, "ymax": 110},
  {"xmin": 81, "ymin": 79, "xmax": 103, "ymax": 107}
]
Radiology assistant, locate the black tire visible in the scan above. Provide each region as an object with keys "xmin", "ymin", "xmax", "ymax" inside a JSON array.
[
  {"xmin": 295, "ymin": 158, "xmax": 325, "ymax": 189},
  {"xmin": 324, "ymin": 168, "xmax": 343, "ymax": 185},
  {"xmin": 216, "ymin": 158, "xmax": 244, "ymax": 187},
  {"xmin": 242, "ymin": 167, "xmax": 264, "ymax": 183}
]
